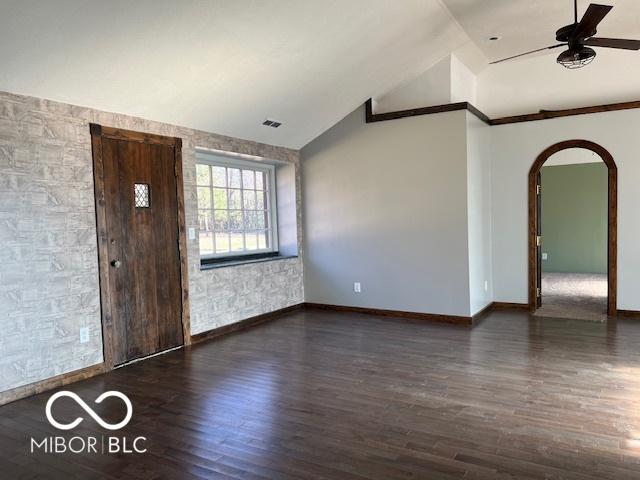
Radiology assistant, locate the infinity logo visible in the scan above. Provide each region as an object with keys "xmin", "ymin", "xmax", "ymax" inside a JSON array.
[{"xmin": 45, "ymin": 391, "xmax": 133, "ymax": 431}]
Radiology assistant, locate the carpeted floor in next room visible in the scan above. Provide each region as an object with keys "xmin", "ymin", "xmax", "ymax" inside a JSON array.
[{"xmin": 534, "ymin": 272, "xmax": 608, "ymax": 322}]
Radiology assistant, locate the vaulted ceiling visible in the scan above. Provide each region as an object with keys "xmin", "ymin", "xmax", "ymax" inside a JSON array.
[
  {"xmin": 0, "ymin": 0, "xmax": 469, "ymax": 149},
  {"xmin": 381, "ymin": 0, "xmax": 640, "ymax": 119},
  {"xmin": 1, "ymin": 1, "xmax": 639, "ymax": 149},
  {"xmin": 443, "ymin": 0, "xmax": 640, "ymax": 117},
  {"xmin": 443, "ymin": 0, "xmax": 640, "ymax": 63}
]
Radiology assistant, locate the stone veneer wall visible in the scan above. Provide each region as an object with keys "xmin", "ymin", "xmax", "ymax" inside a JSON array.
[{"xmin": 0, "ymin": 90, "xmax": 304, "ymax": 393}]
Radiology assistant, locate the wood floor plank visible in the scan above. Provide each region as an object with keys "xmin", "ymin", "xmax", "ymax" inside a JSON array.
[{"xmin": 3, "ymin": 309, "xmax": 640, "ymax": 479}]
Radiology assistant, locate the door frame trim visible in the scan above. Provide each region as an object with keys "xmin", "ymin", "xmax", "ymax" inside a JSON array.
[
  {"xmin": 90, "ymin": 124, "xmax": 191, "ymax": 370},
  {"xmin": 528, "ymin": 139, "xmax": 617, "ymax": 315}
]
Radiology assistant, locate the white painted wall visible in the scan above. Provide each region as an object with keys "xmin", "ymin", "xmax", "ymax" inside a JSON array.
[
  {"xmin": 302, "ymin": 106, "xmax": 473, "ymax": 317},
  {"xmin": 491, "ymin": 109, "xmax": 640, "ymax": 310},
  {"xmin": 275, "ymin": 161, "xmax": 300, "ymax": 257},
  {"xmin": 451, "ymin": 55, "xmax": 477, "ymax": 105},
  {"xmin": 466, "ymin": 112, "xmax": 492, "ymax": 315},
  {"xmin": 374, "ymin": 53, "xmax": 478, "ymax": 114},
  {"xmin": 374, "ymin": 56, "xmax": 452, "ymax": 114},
  {"xmin": 303, "ymin": 98, "xmax": 640, "ymax": 316}
]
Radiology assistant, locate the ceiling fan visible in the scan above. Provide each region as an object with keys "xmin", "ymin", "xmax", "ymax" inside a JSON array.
[{"xmin": 490, "ymin": 0, "xmax": 640, "ymax": 69}]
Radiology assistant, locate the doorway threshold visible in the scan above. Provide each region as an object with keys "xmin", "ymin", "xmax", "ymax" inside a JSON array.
[{"xmin": 114, "ymin": 345, "xmax": 184, "ymax": 369}]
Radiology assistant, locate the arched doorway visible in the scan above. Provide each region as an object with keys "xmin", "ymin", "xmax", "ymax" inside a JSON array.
[{"xmin": 528, "ymin": 140, "xmax": 617, "ymax": 316}]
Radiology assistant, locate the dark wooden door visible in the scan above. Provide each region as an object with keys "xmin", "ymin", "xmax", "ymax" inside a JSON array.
[
  {"xmin": 98, "ymin": 131, "xmax": 184, "ymax": 365},
  {"xmin": 536, "ymin": 172, "xmax": 542, "ymax": 308}
]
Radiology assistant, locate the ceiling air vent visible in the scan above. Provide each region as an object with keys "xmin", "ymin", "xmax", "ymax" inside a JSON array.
[{"xmin": 262, "ymin": 119, "xmax": 282, "ymax": 128}]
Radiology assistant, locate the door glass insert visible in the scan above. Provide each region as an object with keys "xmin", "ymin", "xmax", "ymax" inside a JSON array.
[{"xmin": 134, "ymin": 183, "xmax": 150, "ymax": 208}]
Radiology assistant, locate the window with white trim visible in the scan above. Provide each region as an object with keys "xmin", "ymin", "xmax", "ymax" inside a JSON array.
[{"xmin": 196, "ymin": 154, "xmax": 278, "ymax": 260}]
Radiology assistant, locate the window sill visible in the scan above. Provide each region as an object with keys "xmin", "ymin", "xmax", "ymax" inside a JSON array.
[{"xmin": 200, "ymin": 254, "xmax": 298, "ymax": 270}]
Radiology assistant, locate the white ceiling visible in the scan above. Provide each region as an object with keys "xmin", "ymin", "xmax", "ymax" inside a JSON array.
[
  {"xmin": 441, "ymin": 0, "xmax": 640, "ymax": 117},
  {"xmin": 442, "ymin": 0, "xmax": 640, "ymax": 63},
  {"xmin": 0, "ymin": 0, "xmax": 469, "ymax": 149},
  {"xmin": 2, "ymin": 1, "xmax": 638, "ymax": 149},
  {"xmin": 476, "ymin": 47, "xmax": 640, "ymax": 118}
]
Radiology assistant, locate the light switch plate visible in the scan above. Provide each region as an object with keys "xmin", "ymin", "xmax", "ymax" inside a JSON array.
[
  {"xmin": 188, "ymin": 227, "xmax": 196, "ymax": 240},
  {"xmin": 542, "ymin": 253, "xmax": 548, "ymax": 260},
  {"xmin": 354, "ymin": 282, "xmax": 361, "ymax": 293}
]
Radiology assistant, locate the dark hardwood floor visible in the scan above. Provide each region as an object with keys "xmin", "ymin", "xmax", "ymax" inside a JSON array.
[{"xmin": 3, "ymin": 309, "xmax": 640, "ymax": 479}]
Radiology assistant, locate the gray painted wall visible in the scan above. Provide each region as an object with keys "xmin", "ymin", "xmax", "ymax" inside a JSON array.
[
  {"xmin": 301, "ymin": 106, "xmax": 472, "ymax": 317},
  {"xmin": 0, "ymin": 90, "xmax": 304, "ymax": 393}
]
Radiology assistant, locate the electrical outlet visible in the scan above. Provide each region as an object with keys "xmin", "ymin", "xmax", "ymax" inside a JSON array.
[
  {"xmin": 79, "ymin": 327, "xmax": 90, "ymax": 344},
  {"xmin": 542, "ymin": 253, "xmax": 548, "ymax": 260},
  {"xmin": 353, "ymin": 282, "xmax": 361, "ymax": 293},
  {"xmin": 484, "ymin": 280, "xmax": 489, "ymax": 292}
]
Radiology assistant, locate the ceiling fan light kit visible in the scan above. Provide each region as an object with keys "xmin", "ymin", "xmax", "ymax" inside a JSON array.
[
  {"xmin": 490, "ymin": 1, "xmax": 640, "ymax": 69},
  {"xmin": 557, "ymin": 46, "xmax": 596, "ymax": 69}
]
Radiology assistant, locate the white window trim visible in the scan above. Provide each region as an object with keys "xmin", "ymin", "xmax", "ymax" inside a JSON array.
[{"xmin": 196, "ymin": 151, "xmax": 279, "ymax": 259}]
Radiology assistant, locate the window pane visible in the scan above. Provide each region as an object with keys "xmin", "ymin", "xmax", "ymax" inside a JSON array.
[
  {"xmin": 245, "ymin": 231, "xmax": 258, "ymax": 251},
  {"xmin": 198, "ymin": 209, "xmax": 212, "ymax": 231},
  {"xmin": 244, "ymin": 211, "xmax": 257, "ymax": 230},
  {"xmin": 197, "ymin": 187, "xmax": 211, "ymax": 209},
  {"xmin": 256, "ymin": 211, "xmax": 266, "ymax": 229},
  {"xmin": 243, "ymin": 190, "xmax": 256, "ymax": 210},
  {"xmin": 213, "ymin": 188, "xmax": 227, "ymax": 209},
  {"xmin": 228, "ymin": 210, "xmax": 243, "ymax": 230},
  {"xmin": 228, "ymin": 168, "xmax": 241, "ymax": 188},
  {"xmin": 228, "ymin": 189, "xmax": 242, "ymax": 209},
  {"xmin": 212, "ymin": 166, "xmax": 226, "ymax": 187},
  {"xmin": 256, "ymin": 191, "xmax": 265, "ymax": 209},
  {"xmin": 198, "ymin": 210, "xmax": 213, "ymax": 255},
  {"xmin": 197, "ymin": 160, "xmax": 275, "ymax": 257},
  {"xmin": 215, "ymin": 232, "xmax": 230, "ymax": 253},
  {"xmin": 196, "ymin": 164, "xmax": 210, "ymax": 186},
  {"xmin": 230, "ymin": 232, "xmax": 244, "ymax": 251},
  {"xmin": 199, "ymin": 235, "xmax": 214, "ymax": 256},
  {"xmin": 258, "ymin": 230, "xmax": 268, "ymax": 249},
  {"xmin": 214, "ymin": 210, "xmax": 228, "ymax": 230},
  {"xmin": 242, "ymin": 170, "xmax": 255, "ymax": 189}
]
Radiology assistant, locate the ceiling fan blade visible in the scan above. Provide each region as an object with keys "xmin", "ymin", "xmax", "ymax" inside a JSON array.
[
  {"xmin": 575, "ymin": 4, "xmax": 613, "ymax": 38},
  {"xmin": 584, "ymin": 37, "xmax": 640, "ymax": 50},
  {"xmin": 490, "ymin": 44, "xmax": 566, "ymax": 65}
]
